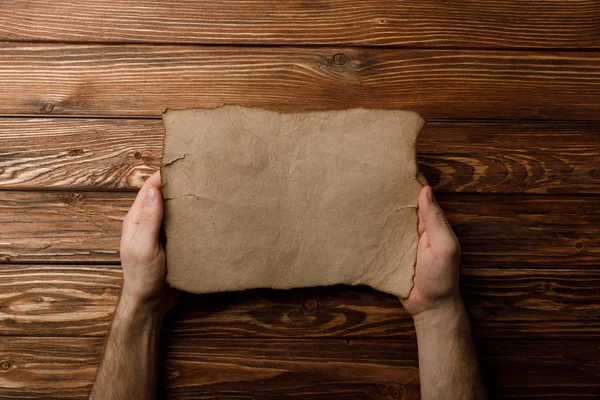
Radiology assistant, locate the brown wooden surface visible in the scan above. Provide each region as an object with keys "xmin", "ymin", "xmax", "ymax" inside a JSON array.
[
  {"xmin": 0, "ymin": 337, "xmax": 598, "ymax": 399},
  {"xmin": 1, "ymin": 191, "xmax": 597, "ymax": 266},
  {"xmin": 0, "ymin": 0, "xmax": 599, "ymax": 48},
  {"xmin": 1, "ymin": 45, "xmax": 600, "ymax": 119},
  {"xmin": 1, "ymin": 1, "xmax": 599, "ymax": 398},
  {"xmin": 419, "ymin": 122, "xmax": 600, "ymax": 195},
  {"xmin": 2, "ymin": 118, "xmax": 600, "ymax": 194},
  {"xmin": 0, "ymin": 265, "xmax": 598, "ymax": 340},
  {"xmin": 0, "ymin": 118, "xmax": 161, "ymax": 189}
]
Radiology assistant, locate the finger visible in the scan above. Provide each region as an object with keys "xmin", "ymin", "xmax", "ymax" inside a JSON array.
[
  {"xmin": 122, "ymin": 172, "xmax": 164, "ymax": 250},
  {"xmin": 416, "ymin": 172, "xmax": 429, "ymax": 187},
  {"xmin": 418, "ymin": 186, "xmax": 455, "ymax": 251},
  {"xmin": 145, "ymin": 170, "xmax": 162, "ymax": 189},
  {"xmin": 418, "ymin": 230, "xmax": 430, "ymax": 252},
  {"xmin": 127, "ymin": 171, "xmax": 162, "ymax": 213}
]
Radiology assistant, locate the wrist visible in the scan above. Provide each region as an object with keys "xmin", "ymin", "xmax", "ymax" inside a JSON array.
[
  {"xmin": 118, "ymin": 286, "xmax": 166, "ymax": 325},
  {"xmin": 412, "ymin": 296, "xmax": 469, "ymax": 333}
]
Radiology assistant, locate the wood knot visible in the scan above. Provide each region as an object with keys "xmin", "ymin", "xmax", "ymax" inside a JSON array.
[
  {"xmin": 2, "ymin": 256, "xmax": 11, "ymax": 263},
  {"xmin": 302, "ymin": 298, "xmax": 320, "ymax": 312},
  {"xmin": 42, "ymin": 103, "xmax": 54, "ymax": 114},
  {"xmin": 378, "ymin": 18, "xmax": 388, "ymax": 24},
  {"xmin": 68, "ymin": 149, "xmax": 85, "ymax": 156},
  {"xmin": 384, "ymin": 386, "xmax": 404, "ymax": 400},
  {"xmin": 574, "ymin": 241, "xmax": 584, "ymax": 250},
  {"xmin": 534, "ymin": 108, "xmax": 548, "ymax": 119},
  {"xmin": 0, "ymin": 361, "xmax": 10, "ymax": 370},
  {"xmin": 333, "ymin": 53, "xmax": 347, "ymax": 65},
  {"xmin": 60, "ymin": 193, "xmax": 85, "ymax": 206},
  {"xmin": 165, "ymin": 365, "xmax": 181, "ymax": 379},
  {"xmin": 134, "ymin": 151, "xmax": 143, "ymax": 160},
  {"xmin": 543, "ymin": 283, "xmax": 554, "ymax": 291}
]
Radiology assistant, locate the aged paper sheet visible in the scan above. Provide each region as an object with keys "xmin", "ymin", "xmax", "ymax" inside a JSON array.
[{"xmin": 161, "ymin": 106, "xmax": 423, "ymax": 298}]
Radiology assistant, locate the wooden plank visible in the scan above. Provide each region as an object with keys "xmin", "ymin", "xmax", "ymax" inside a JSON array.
[
  {"xmin": 0, "ymin": 118, "xmax": 161, "ymax": 190},
  {"xmin": 1, "ymin": 192, "xmax": 597, "ymax": 266},
  {"xmin": 0, "ymin": 265, "xmax": 121, "ymax": 337},
  {"xmin": 2, "ymin": 118, "xmax": 600, "ymax": 194},
  {"xmin": 0, "ymin": 337, "xmax": 102, "ymax": 399},
  {"xmin": 419, "ymin": 122, "xmax": 600, "ymax": 195},
  {"xmin": 159, "ymin": 268, "xmax": 600, "ymax": 341},
  {"xmin": 0, "ymin": 265, "xmax": 598, "ymax": 339},
  {"xmin": 444, "ymin": 195, "xmax": 600, "ymax": 266},
  {"xmin": 0, "ymin": 337, "xmax": 598, "ymax": 399},
  {"xmin": 1, "ymin": 44, "xmax": 600, "ymax": 119},
  {"xmin": 0, "ymin": 191, "xmax": 129, "ymax": 263},
  {"xmin": 0, "ymin": 0, "xmax": 599, "ymax": 48},
  {"xmin": 476, "ymin": 340, "xmax": 600, "ymax": 399}
]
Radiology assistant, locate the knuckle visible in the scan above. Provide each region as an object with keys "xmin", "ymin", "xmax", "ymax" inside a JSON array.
[
  {"xmin": 439, "ymin": 239, "xmax": 461, "ymax": 259},
  {"xmin": 139, "ymin": 210, "xmax": 160, "ymax": 226},
  {"xmin": 432, "ymin": 206, "xmax": 446, "ymax": 221},
  {"xmin": 121, "ymin": 243, "xmax": 160, "ymax": 265}
]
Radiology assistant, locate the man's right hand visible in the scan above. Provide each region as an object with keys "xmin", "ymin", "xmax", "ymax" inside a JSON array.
[
  {"xmin": 120, "ymin": 171, "xmax": 177, "ymax": 318},
  {"xmin": 400, "ymin": 179, "xmax": 462, "ymax": 320},
  {"xmin": 401, "ymin": 176, "xmax": 487, "ymax": 400}
]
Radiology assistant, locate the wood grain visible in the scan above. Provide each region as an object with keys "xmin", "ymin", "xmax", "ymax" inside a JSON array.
[
  {"xmin": 2, "ymin": 118, "xmax": 600, "ymax": 194},
  {"xmin": 0, "ymin": 0, "xmax": 599, "ymax": 48},
  {"xmin": 0, "ymin": 337, "xmax": 598, "ymax": 399},
  {"xmin": 0, "ymin": 118, "xmax": 161, "ymax": 189},
  {"xmin": 173, "ymin": 268, "xmax": 600, "ymax": 339},
  {"xmin": 0, "ymin": 191, "xmax": 128, "ymax": 263},
  {"xmin": 0, "ymin": 337, "xmax": 102, "ymax": 399},
  {"xmin": 0, "ymin": 3, "xmax": 596, "ymax": 398},
  {"xmin": 1, "ymin": 44, "xmax": 600, "ymax": 119},
  {"xmin": 419, "ymin": 122, "xmax": 600, "ymax": 194},
  {"xmin": 476, "ymin": 340, "xmax": 600, "ymax": 400},
  {"xmin": 0, "ymin": 265, "xmax": 121, "ymax": 336},
  {"xmin": 443, "ymin": 195, "xmax": 600, "ymax": 266},
  {"xmin": 0, "ymin": 265, "xmax": 598, "ymax": 339},
  {"xmin": 1, "ymin": 191, "xmax": 597, "ymax": 266}
]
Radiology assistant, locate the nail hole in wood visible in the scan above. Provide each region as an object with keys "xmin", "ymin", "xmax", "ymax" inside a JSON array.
[
  {"xmin": 385, "ymin": 386, "xmax": 403, "ymax": 400},
  {"xmin": 68, "ymin": 149, "xmax": 84, "ymax": 156},
  {"xmin": 333, "ymin": 53, "xmax": 347, "ymax": 65},
  {"xmin": 42, "ymin": 103, "xmax": 54, "ymax": 114},
  {"xmin": 302, "ymin": 298, "xmax": 319, "ymax": 312}
]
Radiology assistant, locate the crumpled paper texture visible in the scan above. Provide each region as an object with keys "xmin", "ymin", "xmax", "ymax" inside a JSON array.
[{"xmin": 161, "ymin": 106, "xmax": 424, "ymax": 298}]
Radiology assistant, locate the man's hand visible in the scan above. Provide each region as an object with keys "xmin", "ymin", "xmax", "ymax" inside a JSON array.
[
  {"xmin": 120, "ymin": 171, "xmax": 176, "ymax": 316},
  {"xmin": 401, "ymin": 176, "xmax": 486, "ymax": 400},
  {"xmin": 401, "ymin": 178, "xmax": 461, "ymax": 319},
  {"xmin": 90, "ymin": 171, "xmax": 175, "ymax": 400}
]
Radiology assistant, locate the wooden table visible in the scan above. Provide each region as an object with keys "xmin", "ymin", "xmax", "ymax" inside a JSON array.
[{"xmin": 1, "ymin": 1, "xmax": 599, "ymax": 398}]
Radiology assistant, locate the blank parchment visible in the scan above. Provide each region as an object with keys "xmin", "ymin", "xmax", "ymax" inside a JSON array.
[{"xmin": 161, "ymin": 106, "xmax": 423, "ymax": 298}]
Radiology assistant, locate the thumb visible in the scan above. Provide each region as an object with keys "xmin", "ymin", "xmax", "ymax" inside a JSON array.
[
  {"xmin": 418, "ymin": 186, "xmax": 456, "ymax": 253},
  {"xmin": 139, "ymin": 186, "xmax": 163, "ymax": 243},
  {"xmin": 122, "ymin": 173, "xmax": 163, "ymax": 253}
]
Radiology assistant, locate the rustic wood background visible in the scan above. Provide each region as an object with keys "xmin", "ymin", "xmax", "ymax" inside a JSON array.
[{"xmin": 1, "ymin": 1, "xmax": 599, "ymax": 398}]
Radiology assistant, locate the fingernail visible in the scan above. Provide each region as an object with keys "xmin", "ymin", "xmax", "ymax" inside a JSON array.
[
  {"xmin": 427, "ymin": 187, "xmax": 435, "ymax": 202},
  {"xmin": 146, "ymin": 188, "xmax": 156, "ymax": 205}
]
